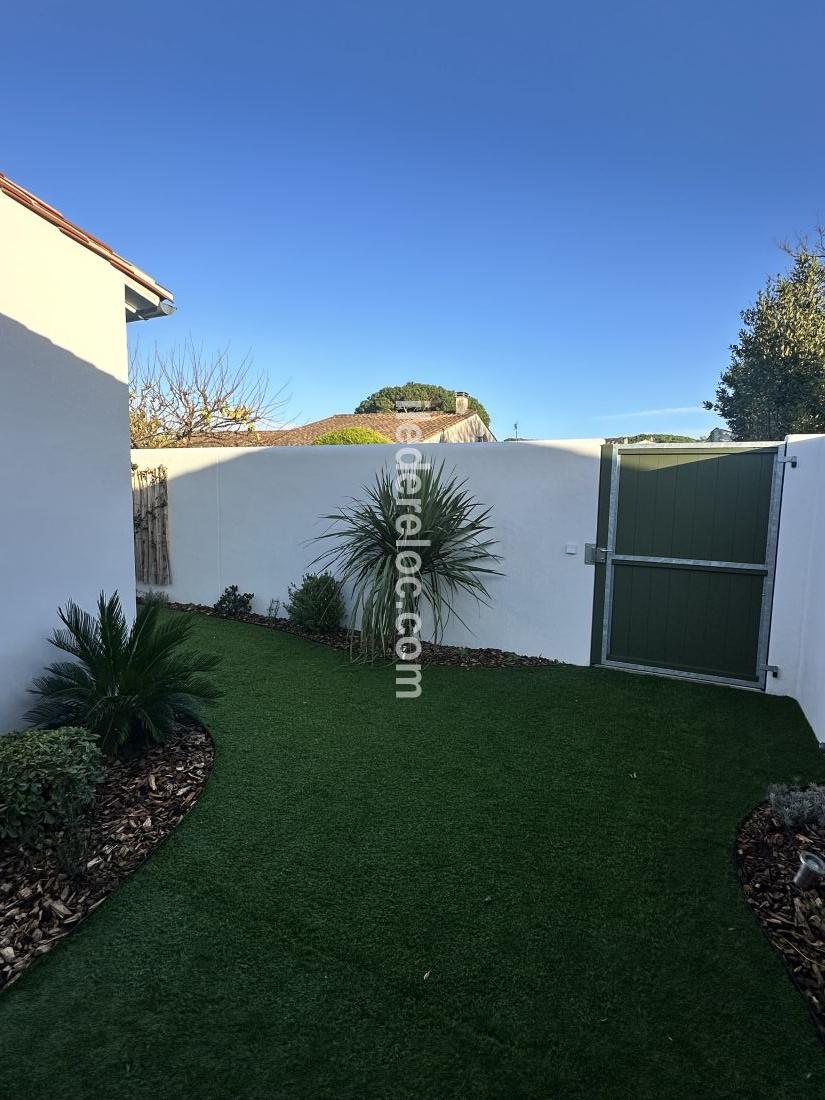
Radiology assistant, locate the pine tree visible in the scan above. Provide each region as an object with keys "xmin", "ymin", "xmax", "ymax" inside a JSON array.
[{"xmin": 706, "ymin": 252, "xmax": 825, "ymax": 439}]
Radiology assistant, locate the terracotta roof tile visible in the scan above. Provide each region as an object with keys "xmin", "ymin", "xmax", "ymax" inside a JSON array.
[
  {"xmin": 0, "ymin": 172, "xmax": 172, "ymax": 302},
  {"xmin": 173, "ymin": 412, "xmax": 489, "ymax": 448}
]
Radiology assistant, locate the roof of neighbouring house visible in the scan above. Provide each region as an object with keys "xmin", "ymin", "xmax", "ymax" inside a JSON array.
[
  {"xmin": 177, "ymin": 411, "xmax": 492, "ymax": 447},
  {"xmin": 0, "ymin": 172, "xmax": 174, "ymax": 306}
]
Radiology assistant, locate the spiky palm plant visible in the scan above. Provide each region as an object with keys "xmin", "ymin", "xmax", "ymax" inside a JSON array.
[
  {"xmin": 315, "ymin": 461, "xmax": 502, "ymax": 658},
  {"xmin": 26, "ymin": 592, "xmax": 222, "ymax": 755}
]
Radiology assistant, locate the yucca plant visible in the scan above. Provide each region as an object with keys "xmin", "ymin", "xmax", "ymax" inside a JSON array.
[
  {"xmin": 315, "ymin": 461, "xmax": 502, "ymax": 658},
  {"xmin": 26, "ymin": 592, "xmax": 222, "ymax": 755}
]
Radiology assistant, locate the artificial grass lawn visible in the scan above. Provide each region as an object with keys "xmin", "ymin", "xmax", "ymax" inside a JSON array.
[{"xmin": 1, "ymin": 614, "xmax": 824, "ymax": 1099}]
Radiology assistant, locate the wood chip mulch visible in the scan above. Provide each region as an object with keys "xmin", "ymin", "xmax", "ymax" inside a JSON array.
[
  {"xmin": 0, "ymin": 725, "xmax": 213, "ymax": 992},
  {"xmin": 736, "ymin": 803, "xmax": 825, "ymax": 1041},
  {"xmin": 159, "ymin": 600, "xmax": 562, "ymax": 669}
]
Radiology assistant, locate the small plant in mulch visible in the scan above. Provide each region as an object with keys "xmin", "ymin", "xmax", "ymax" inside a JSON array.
[
  {"xmin": 214, "ymin": 585, "xmax": 254, "ymax": 618},
  {"xmin": 736, "ymin": 788, "xmax": 825, "ymax": 1042},
  {"xmin": 768, "ymin": 783, "xmax": 825, "ymax": 831},
  {"xmin": 286, "ymin": 572, "xmax": 345, "ymax": 633},
  {"xmin": 137, "ymin": 589, "xmax": 169, "ymax": 606},
  {"xmin": 0, "ymin": 725, "xmax": 213, "ymax": 992}
]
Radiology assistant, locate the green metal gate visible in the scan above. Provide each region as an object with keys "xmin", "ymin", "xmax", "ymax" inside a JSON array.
[{"xmin": 590, "ymin": 444, "xmax": 785, "ymax": 688}]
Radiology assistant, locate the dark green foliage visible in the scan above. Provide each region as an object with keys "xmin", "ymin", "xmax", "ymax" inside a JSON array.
[
  {"xmin": 606, "ymin": 433, "xmax": 699, "ymax": 444},
  {"xmin": 315, "ymin": 461, "xmax": 501, "ymax": 657},
  {"xmin": 53, "ymin": 803, "xmax": 95, "ymax": 879},
  {"xmin": 286, "ymin": 572, "xmax": 345, "ymax": 632},
  {"xmin": 312, "ymin": 427, "xmax": 392, "ymax": 445},
  {"xmin": 0, "ymin": 726, "xmax": 102, "ymax": 845},
  {"xmin": 705, "ymin": 251, "xmax": 825, "ymax": 439},
  {"xmin": 26, "ymin": 592, "xmax": 222, "ymax": 756},
  {"xmin": 137, "ymin": 589, "xmax": 169, "ymax": 606},
  {"xmin": 355, "ymin": 381, "xmax": 491, "ymax": 428},
  {"xmin": 213, "ymin": 585, "xmax": 254, "ymax": 617},
  {"xmin": 2, "ymin": 613, "xmax": 824, "ymax": 1098}
]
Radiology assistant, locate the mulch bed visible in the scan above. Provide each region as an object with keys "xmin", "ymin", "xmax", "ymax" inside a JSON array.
[
  {"xmin": 160, "ymin": 600, "xmax": 562, "ymax": 669},
  {"xmin": 0, "ymin": 725, "xmax": 213, "ymax": 992},
  {"xmin": 736, "ymin": 803, "xmax": 825, "ymax": 1041}
]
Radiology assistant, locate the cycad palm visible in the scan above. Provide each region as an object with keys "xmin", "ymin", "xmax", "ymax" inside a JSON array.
[{"xmin": 26, "ymin": 592, "xmax": 222, "ymax": 755}]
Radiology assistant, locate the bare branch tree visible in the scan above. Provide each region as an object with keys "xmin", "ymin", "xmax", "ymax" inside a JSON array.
[{"xmin": 129, "ymin": 338, "xmax": 289, "ymax": 447}]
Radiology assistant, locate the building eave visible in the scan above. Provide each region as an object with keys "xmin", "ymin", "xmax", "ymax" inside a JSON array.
[{"xmin": 0, "ymin": 171, "xmax": 174, "ymax": 320}]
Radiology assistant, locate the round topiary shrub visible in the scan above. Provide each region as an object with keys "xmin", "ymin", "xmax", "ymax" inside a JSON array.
[
  {"xmin": 286, "ymin": 572, "xmax": 345, "ymax": 632},
  {"xmin": 312, "ymin": 428, "xmax": 392, "ymax": 445},
  {"xmin": 0, "ymin": 726, "xmax": 103, "ymax": 845}
]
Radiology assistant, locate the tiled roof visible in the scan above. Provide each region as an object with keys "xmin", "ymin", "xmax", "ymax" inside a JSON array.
[
  {"xmin": 177, "ymin": 412, "xmax": 482, "ymax": 447},
  {"xmin": 179, "ymin": 430, "xmax": 291, "ymax": 447},
  {"xmin": 0, "ymin": 172, "xmax": 173, "ymax": 302}
]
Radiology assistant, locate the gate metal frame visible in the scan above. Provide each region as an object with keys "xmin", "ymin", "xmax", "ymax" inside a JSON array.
[{"xmin": 597, "ymin": 442, "xmax": 786, "ymax": 690}]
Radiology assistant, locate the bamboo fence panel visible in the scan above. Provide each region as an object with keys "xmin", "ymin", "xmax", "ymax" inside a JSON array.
[{"xmin": 132, "ymin": 465, "xmax": 172, "ymax": 586}]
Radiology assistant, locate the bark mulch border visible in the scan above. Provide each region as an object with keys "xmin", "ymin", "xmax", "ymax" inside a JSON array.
[
  {"xmin": 736, "ymin": 802, "xmax": 825, "ymax": 1042},
  {"xmin": 0, "ymin": 724, "xmax": 213, "ymax": 992},
  {"xmin": 155, "ymin": 599, "xmax": 563, "ymax": 670}
]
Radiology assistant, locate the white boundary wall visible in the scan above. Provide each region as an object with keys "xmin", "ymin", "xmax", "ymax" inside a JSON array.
[
  {"xmin": 132, "ymin": 440, "xmax": 604, "ymax": 664},
  {"xmin": 767, "ymin": 434, "xmax": 825, "ymax": 742}
]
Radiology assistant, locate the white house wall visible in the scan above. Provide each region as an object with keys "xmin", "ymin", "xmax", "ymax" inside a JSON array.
[
  {"xmin": 0, "ymin": 191, "xmax": 136, "ymax": 730},
  {"xmin": 767, "ymin": 434, "xmax": 825, "ymax": 742},
  {"xmin": 132, "ymin": 439, "xmax": 604, "ymax": 664}
]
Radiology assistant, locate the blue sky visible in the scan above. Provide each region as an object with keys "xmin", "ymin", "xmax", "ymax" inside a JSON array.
[{"xmin": 4, "ymin": 2, "xmax": 824, "ymax": 439}]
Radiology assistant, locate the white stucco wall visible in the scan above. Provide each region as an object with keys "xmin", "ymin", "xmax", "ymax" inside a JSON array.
[
  {"xmin": 0, "ymin": 191, "xmax": 136, "ymax": 730},
  {"xmin": 767, "ymin": 434, "xmax": 825, "ymax": 742},
  {"xmin": 132, "ymin": 440, "xmax": 604, "ymax": 663}
]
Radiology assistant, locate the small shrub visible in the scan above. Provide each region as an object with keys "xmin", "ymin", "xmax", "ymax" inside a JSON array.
[
  {"xmin": 286, "ymin": 572, "xmax": 345, "ymax": 632},
  {"xmin": 768, "ymin": 783, "xmax": 825, "ymax": 829},
  {"xmin": 0, "ymin": 727, "xmax": 103, "ymax": 846},
  {"xmin": 267, "ymin": 598, "xmax": 282, "ymax": 620},
  {"xmin": 312, "ymin": 428, "xmax": 392, "ymax": 445},
  {"xmin": 26, "ymin": 592, "xmax": 222, "ymax": 756},
  {"xmin": 138, "ymin": 589, "xmax": 169, "ymax": 606},
  {"xmin": 214, "ymin": 585, "xmax": 254, "ymax": 617}
]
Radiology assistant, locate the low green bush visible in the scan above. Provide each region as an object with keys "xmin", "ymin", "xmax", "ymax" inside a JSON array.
[
  {"xmin": 214, "ymin": 585, "xmax": 254, "ymax": 617},
  {"xmin": 312, "ymin": 428, "xmax": 392, "ymax": 445},
  {"xmin": 138, "ymin": 589, "xmax": 169, "ymax": 606},
  {"xmin": 0, "ymin": 726, "xmax": 103, "ymax": 845},
  {"xmin": 286, "ymin": 572, "xmax": 345, "ymax": 632}
]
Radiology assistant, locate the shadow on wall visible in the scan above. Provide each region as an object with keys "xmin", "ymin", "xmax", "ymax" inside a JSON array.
[
  {"xmin": 0, "ymin": 313, "xmax": 136, "ymax": 731},
  {"xmin": 132, "ymin": 437, "xmax": 604, "ymax": 663}
]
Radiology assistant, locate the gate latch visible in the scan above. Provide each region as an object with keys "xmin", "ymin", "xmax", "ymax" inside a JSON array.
[
  {"xmin": 779, "ymin": 455, "xmax": 798, "ymax": 468},
  {"xmin": 762, "ymin": 664, "xmax": 780, "ymax": 678},
  {"xmin": 585, "ymin": 544, "xmax": 608, "ymax": 565}
]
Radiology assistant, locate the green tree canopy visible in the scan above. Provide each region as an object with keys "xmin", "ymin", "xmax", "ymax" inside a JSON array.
[
  {"xmin": 312, "ymin": 427, "xmax": 392, "ymax": 445},
  {"xmin": 606, "ymin": 434, "xmax": 699, "ymax": 444},
  {"xmin": 355, "ymin": 382, "xmax": 491, "ymax": 428},
  {"xmin": 705, "ymin": 251, "xmax": 825, "ymax": 440}
]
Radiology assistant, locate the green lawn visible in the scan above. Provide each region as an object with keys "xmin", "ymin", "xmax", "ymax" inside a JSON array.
[{"xmin": 1, "ymin": 612, "xmax": 824, "ymax": 1098}]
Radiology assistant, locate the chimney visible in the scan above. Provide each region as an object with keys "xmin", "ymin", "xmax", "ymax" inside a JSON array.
[{"xmin": 455, "ymin": 391, "xmax": 469, "ymax": 415}]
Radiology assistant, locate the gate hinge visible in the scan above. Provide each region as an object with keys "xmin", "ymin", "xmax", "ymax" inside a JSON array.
[
  {"xmin": 584, "ymin": 544, "xmax": 608, "ymax": 565},
  {"xmin": 779, "ymin": 455, "xmax": 798, "ymax": 468},
  {"xmin": 762, "ymin": 664, "xmax": 780, "ymax": 678}
]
